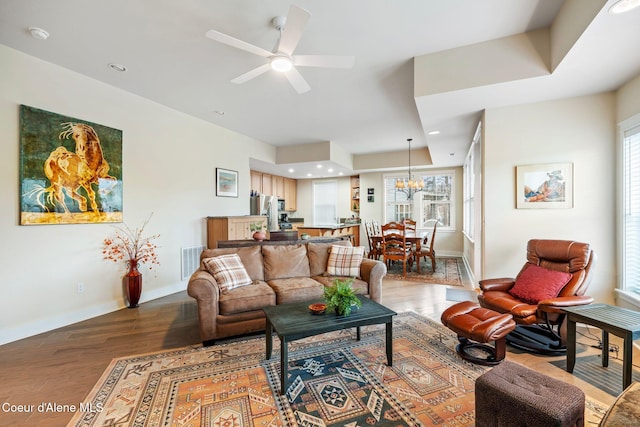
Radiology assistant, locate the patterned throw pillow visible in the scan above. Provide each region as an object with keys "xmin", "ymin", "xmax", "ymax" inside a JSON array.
[
  {"xmin": 509, "ymin": 264, "xmax": 572, "ymax": 304},
  {"xmin": 326, "ymin": 245, "xmax": 365, "ymax": 277},
  {"xmin": 203, "ymin": 254, "xmax": 252, "ymax": 292}
]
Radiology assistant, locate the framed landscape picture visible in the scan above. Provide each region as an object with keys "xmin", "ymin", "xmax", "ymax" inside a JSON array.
[
  {"xmin": 516, "ymin": 162, "xmax": 573, "ymax": 209},
  {"xmin": 216, "ymin": 168, "xmax": 238, "ymax": 197}
]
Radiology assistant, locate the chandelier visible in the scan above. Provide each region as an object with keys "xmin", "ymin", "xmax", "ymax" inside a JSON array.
[{"xmin": 395, "ymin": 138, "xmax": 424, "ymax": 199}]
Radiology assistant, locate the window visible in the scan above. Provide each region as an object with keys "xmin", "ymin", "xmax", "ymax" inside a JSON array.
[
  {"xmin": 384, "ymin": 171, "xmax": 454, "ymax": 230},
  {"xmin": 313, "ymin": 180, "xmax": 337, "ymax": 225},
  {"xmin": 621, "ymin": 123, "xmax": 640, "ymax": 298},
  {"xmin": 463, "ymin": 123, "xmax": 481, "ymax": 240}
]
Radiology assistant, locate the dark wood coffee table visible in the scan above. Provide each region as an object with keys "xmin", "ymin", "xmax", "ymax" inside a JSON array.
[{"xmin": 263, "ymin": 296, "xmax": 397, "ymax": 395}]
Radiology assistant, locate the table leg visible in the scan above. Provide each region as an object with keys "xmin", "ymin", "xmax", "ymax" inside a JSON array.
[
  {"xmin": 415, "ymin": 240, "xmax": 421, "ymax": 274},
  {"xmin": 623, "ymin": 332, "xmax": 633, "ymax": 390},
  {"xmin": 602, "ymin": 330, "xmax": 609, "ymax": 368},
  {"xmin": 357, "ymin": 326, "xmax": 361, "ymax": 341},
  {"xmin": 280, "ymin": 336, "xmax": 287, "ymax": 395},
  {"xmin": 566, "ymin": 317, "xmax": 576, "ymax": 373},
  {"xmin": 386, "ymin": 321, "xmax": 393, "ymax": 366},
  {"xmin": 265, "ymin": 319, "xmax": 273, "ymax": 360}
]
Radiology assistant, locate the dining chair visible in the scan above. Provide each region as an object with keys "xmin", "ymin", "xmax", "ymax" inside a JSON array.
[
  {"xmin": 381, "ymin": 222, "xmax": 412, "ymax": 277},
  {"xmin": 364, "ymin": 220, "xmax": 382, "ymax": 260},
  {"xmin": 418, "ymin": 221, "xmax": 437, "ymax": 271}
]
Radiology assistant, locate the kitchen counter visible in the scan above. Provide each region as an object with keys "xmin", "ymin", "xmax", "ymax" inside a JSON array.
[
  {"xmin": 216, "ymin": 235, "xmax": 350, "ymax": 248},
  {"xmin": 296, "ymin": 224, "xmax": 360, "ymax": 246}
]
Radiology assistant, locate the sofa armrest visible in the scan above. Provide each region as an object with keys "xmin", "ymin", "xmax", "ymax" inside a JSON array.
[
  {"xmin": 360, "ymin": 258, "xmax": 386, "ymax": 303},
  {"xmin": 187, "ymin": 269, "xmax": 222, "ymax": 344}
]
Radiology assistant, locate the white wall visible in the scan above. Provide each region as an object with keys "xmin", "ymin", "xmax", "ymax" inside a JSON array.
[
  {"xmin": 0, "ymin": 44, "xmax": 276, "ymax": 344},
  {"xmin": 483, "ymin": 93, "xmax": 616, "ymax": 304}
]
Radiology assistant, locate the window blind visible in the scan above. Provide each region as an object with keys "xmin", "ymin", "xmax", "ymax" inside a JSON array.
[{"xmin": 623, "ymin": 124, "xmax": 640, "ymax": 295}]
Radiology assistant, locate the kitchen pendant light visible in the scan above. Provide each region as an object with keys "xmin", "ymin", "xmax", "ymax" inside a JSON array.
[{"xmin": 395, "ymin": 138, "xmax": 424, "ymax": 199}]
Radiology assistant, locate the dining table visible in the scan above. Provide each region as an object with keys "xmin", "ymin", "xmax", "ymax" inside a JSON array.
[{"xmin": 371, "ymin": 232, "xmax": 427, "ymax": 273}]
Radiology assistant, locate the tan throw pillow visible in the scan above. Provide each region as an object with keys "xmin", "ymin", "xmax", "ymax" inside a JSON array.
[
  {"xmin": 203, "ymin": 254, "xmax": 252, "ymax": 292},
  {"xmin": 326, "ymin": 245, "xmax": 364, "ymax": 277}
]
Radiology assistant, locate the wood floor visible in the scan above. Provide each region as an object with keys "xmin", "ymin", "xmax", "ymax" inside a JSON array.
[{"xmin": 0, "ymin": 276, "xmax": 633, "ymax": 427}]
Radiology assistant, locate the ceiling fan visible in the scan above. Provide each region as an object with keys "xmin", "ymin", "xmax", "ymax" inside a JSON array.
[{"xmin": 205, "ymin": 5, "xmax": 355, "ymax": 94}]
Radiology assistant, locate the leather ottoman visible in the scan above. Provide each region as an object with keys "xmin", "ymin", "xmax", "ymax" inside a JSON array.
[{"xmin": 441, "ymin": 300, "xmax": 516, "ymax": 365}]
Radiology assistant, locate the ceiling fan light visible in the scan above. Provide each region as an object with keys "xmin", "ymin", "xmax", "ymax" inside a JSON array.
[
  {"xmin": 609, "ymin": 0, "xmax": 640, "ymax": 14},
  {"xmin": 270, "ymin": 56, "xmax": 293, "ymax": 72}
]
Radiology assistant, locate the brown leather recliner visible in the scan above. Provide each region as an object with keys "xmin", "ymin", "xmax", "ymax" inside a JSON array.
[{"xmin": 478, "ymin": 239, "xmax": 596, "ymax": 355}]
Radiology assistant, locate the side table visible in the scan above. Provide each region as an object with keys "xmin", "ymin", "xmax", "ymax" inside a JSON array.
[{"xmin": 564, "ymin": 303, "xmax": 640, "ymax": 390}]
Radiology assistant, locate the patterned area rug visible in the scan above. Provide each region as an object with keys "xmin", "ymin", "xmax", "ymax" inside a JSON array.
[
  {"xmin": 68, "ymin": 312, "xmax": 606, "ymax": 426},
  {"xmin": 385, "ymin": 257, "xmax": 464, "ymax": 286}
]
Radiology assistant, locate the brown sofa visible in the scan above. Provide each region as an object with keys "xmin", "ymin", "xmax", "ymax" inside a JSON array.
[{"xmin": 187, "ymin": 240, "xmax": 387, "ymax": 346}]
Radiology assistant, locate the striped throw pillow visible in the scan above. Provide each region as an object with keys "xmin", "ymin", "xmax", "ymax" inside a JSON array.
[
  {"xmin": 203, "ymin": 254, "xmax": 252, "ymax": 292},
  {"xmin": 326, "ymin": 245, "xmax": 365, "ymax": 277}
]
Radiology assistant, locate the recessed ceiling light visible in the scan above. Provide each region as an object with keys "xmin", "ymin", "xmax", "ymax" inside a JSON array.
[
  {"xmin": 338, "ymin": 172, "xmax": 344, "ymax": 176},
  {"xmin": 108, "ymin": 63, "xmax": 127, "ymax": 72},
  {"xmin": 213, "ymin": 110, "xmax": 225, "ymax": 116},
  {"xmin": 316, "ymin": 164, "xmax": 323, "ymax": 168},
  {"xmin": 609, "ymin": 0, "xmax": 640, "ymax": 14},
  {"xmin": 328, "ymin": 168, "xmax": 334, "ymax": 173},
  {"xmin": 288, "ymin": 168, "xmax": 295, "ymax": 173},
  {"xmin": 306, "ymin": 173, "xmax": 312, "ymax": 177},
  {"xmin": 428, "ymin": 130, "xmax": 440, "ymax": 135},
  {"xmin": 28, "ymin": 27, "xmax": 49, "ymax": 40}
]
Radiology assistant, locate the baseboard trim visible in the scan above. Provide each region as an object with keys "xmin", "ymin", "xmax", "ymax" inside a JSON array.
[{"xmin": 0, "ymin": 282, "xmax": 185, "ymax": 346}]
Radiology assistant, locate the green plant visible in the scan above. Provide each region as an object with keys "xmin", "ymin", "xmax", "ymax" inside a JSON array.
[
  {"xmin": 323, "ymin": 278, "xmax": 362, "ymax": 316},
  {"xmin": 250, "ymin": 222, "xmax": 264, "ymax": 232}
]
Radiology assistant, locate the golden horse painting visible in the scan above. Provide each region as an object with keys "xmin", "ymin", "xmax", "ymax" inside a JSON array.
[{"xmin": 20, "ymin": 105, "xmax": 123, "ymax": 225}]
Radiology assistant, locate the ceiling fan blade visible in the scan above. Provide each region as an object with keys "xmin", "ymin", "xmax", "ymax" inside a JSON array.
[
  {"xmin": 285, "ymin": 67, "xmax": 311, "ymax": 94},
  {"xmin": 294, "ymin": 55, "xmax": 355, "ymax": 69},
  {"xmin": 277, "ymin": 5, "xmax": 311, "ymax": 56},
  {"xmin": 231, "ymin": 63, "xmax": 272, "ymax": 84},
  {"xmin": 205, "ymin": 29, "xmax": 272, "ymax": 58}
]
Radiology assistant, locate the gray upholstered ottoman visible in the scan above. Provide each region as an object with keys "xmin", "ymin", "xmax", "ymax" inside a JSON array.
[{"xmin": 475, "ymin": 360, "xmax": 585, "ymax": 427}]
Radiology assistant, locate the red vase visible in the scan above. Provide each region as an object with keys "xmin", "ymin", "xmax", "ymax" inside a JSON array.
[{"xmin": 126, "ymin": 259, "xmax": 142, "ymax": 308}]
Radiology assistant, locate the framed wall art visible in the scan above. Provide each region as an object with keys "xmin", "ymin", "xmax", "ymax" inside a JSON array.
[
  {"xmin": 516, "ymin": 162, "xmax": 573, "ymax": 209},
  {"xmin": 216, "ymin": 167, "xmax": 238, "ymax": 197},
  {"xmin": 19, "ymin": 105, "xmax": 123, "ymax": 225}
]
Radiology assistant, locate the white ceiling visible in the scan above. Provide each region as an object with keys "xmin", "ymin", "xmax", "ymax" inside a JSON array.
[{"xmin": 1, "ymin": 0, "xmax": 639, "ymax": 179}]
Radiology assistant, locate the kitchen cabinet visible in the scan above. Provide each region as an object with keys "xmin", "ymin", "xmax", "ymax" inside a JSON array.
[
  {"xmin": 284, "ymin": 178, "xmax": 297, "ymax": 211},
  {"xmin": 275, "ymin": 175, "xmax": 285, "ymax": 198},
  {"xmin": 261, "ymin": 173, "xmax": 273, "ymax": 196},
  {"xmin": 250, "ymin": 171, "xmax": 262, "ymax": 194},
  {"xmin": 207, "ymin": 216, "xmax": 267, "ymax": 248}
]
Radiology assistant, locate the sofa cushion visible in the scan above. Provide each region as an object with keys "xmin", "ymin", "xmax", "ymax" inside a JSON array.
[
  {"xmin": 201, "ymin": 246, "xmax": 264, "ymax": 281},
  {"xmin": 202, "ymin": 254, "xmax": 253, "ymax": 292},
  {"xmin": 326, "ymin": 245, "xmax": 365, "ymax": 277},
  {"xmin": 267, "ymin": 277, "xmax": 324, "ymax": 304},
  {"xmin": 509, "ymin": 264, "xmax": 572, "ymax": 304},
  {"xmin": 313, "ymin": 275, "xmax": 369, "ymax": 296},
  {"xmin": 218, "ymin": 281, "xmax": 275, "ymax": 316},
  {"xmin": 262, "ymin": 244, "xmax": 310, "ymax": 280},
  {"xmin": 307, "ymin": 240, "xmax": 351, "ymax": 277}
]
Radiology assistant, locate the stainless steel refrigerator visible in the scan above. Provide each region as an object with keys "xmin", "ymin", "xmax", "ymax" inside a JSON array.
[{"xmin": 250, "ymin": 194, "xmax": 279, "ymax": 231}]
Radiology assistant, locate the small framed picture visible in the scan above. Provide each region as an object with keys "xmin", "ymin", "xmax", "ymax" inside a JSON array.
[
  {"xmin": 216, "ymin": 168, "xmax": 238, "ymax": 197},
  {"xmin": 516, "ymin": 162, "xmax": 573, "ymax": 209},
  {"xmin": 367, "ymin": 188, "xmax": 374, "ymax": 195},
  {"xmin": 368, "ymin": 195, "xmax": 375, "ymax": 203}
]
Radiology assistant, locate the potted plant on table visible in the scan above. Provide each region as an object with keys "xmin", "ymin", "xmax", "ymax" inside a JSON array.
[
  {"xmin": 102, "ymin": 214, "xmax": 160, "ymax": 308},
  {"xmin": 323, "ymin": 278, "xmax": 362, "ymax": 316},
  {"xmin": 250, "ymin": 222, "xmax": 266, "ymax": 241}
]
